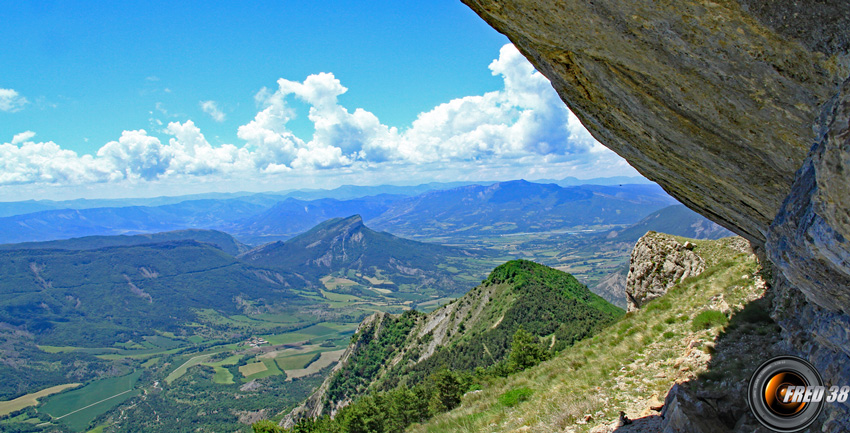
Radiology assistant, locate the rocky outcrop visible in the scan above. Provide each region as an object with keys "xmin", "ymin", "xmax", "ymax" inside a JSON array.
[
  {"xmin": 625, "ymin": 232, "xmax": 704, "ymax": 311},
  {"xmin": 764, "ymin": 82, "xmax": 850, "ymax": 431},
  {"xmin": 660, "ymin": 384, "xmax": 730, "ymax": 433}
]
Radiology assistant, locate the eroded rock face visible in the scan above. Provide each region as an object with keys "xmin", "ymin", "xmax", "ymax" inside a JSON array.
[
  {"xmin": 625, "ymin": 232, "xmax": 704, "ymax": 311},
  {"xmin": 767, "ymin": 80, "xmax": 850, "ymax": 431},
  {"xmin": 461, "ymin": 0, "xmax": 849, "ymax": 244},
  {"xmin": 768, "ymin": 79, "xmax": 850, "ymax": 315}
]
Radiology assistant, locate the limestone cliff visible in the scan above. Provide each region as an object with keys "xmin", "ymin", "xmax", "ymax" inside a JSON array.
[
  {"xmin": 625, "ymin": 232, "xmax": 704, "ymax": 312},
  {"xmin": 461, "ymin": 0, "xmax": 848, "ymax": 245},
  {"xmin": 461, "ymin": 0, "xmax": 850, "ymax": 429}
]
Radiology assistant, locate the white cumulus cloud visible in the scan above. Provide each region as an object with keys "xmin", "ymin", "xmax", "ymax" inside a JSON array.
[
  {"xmin": 232, "ymin": 44, "xmax": 604, "ymax": 169},
  {"xmin": 0, "ymin": 44, "xmax": 633, "ymax": 191},
  {"xmin": 200, "ymin": 100, "xmax": 226, "ymax": 123},
  {"xmin": 0, "ymin": 88, "xmax": 29, "ymax": 112},
  {"xmin": 12, "ymin": 131, "xmax": 36, "ymax": 144}
]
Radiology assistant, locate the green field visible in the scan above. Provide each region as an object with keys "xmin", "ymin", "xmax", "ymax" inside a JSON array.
[
  {"xmin": 164, "ymin": 354, "xmax": 213, "ymax": 384},
  {"xmin": 358, "ymin": 273, "xmax": 390, "ymax": 285},
  {"xmin": 239, "ymin": 362, "xmax": 268, "ymax": 377},
  {"xmin": 285, "ymin": 349, "xmax": 346, "ymax": 380},
  {"xmin": 40, "ymin": 370, "xmax": 142, "ymax": 432},
  {"xmin": 262, "ymin": 322, "xmax": 357, "ymax": 345},
  {"xmin": 204, "ymin": 354, "xmax": 241, "ymax": 385},
  {"xmin": 320, "ymin": 289, "xmax": 363, "ymax": 302},
  {"xmin": 212, "ymin": 367, "xmax": 234, "ymax": 384},
  {"xmin": 0, "ymin": 383, "xmax": 81, "ymax": 417},
  {"xmin": 321, "ymin": 276, "xmax": 358, "ymax": 290},
  {"xmin": 275, "ymin": 352, "xmax": 322, "ymax": 370},
  {"xmin": 37, "ymin": 345, "xmax": 80, "ymax": 354},
  {"xmin": 240, "ymin": 359, "xmax": 283, "ymax": 380}
]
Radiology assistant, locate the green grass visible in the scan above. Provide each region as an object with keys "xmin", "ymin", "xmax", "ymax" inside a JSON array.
[
  {"xmin": 286, "ymin": 349, "xmax": 346, "ymax": 380},
  {"xmin": 1, "ymin": 411, "xmax": 42, "ymax": 425},
  {"xmin": 321, "ymin": 276, "xmax": 359, "ymax": 290},
  {"xmin": 204, "ymin": 354, "xmax": 241, "ymax": 385},
  {"xmin": 143, "ymin": 335, "xmax": 183, "ymax": 349},
  {"xmin": 0, "ymin": 383, "xmax": 81, "ymax": 417},
  {"xmin": 239, "ymin": 362, "xmax": 268, "ymax": 377},
  {"xmin": 141, "ymin": 357, "xmax": 160, "ymax": 368},
  {"xmin": 40, "ymin": 370, "xmax": 142, "ymax": 432},
  {"xmin": 498, "ymin": 387, "xmax": 533, "ymax": 407},
  {"xmin": 212, "ymin": 367, "xmax": 235, "ymax": 384},
  {"xmin": 37, "ymin": 345, "xmax": 81, "ymax": 354},
  {"xmin": 261, "ymin": 322, "xmax": 357, "ymax": 345},
  {"xmin": 692, "ymin": 310, "xmax": 729, "ymax": 331},
  {"xmin": 320, "ymin": 290, "xmax": 363, "ymax": 303}
]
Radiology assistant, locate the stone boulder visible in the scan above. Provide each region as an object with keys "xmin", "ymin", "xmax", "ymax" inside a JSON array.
[{"xmin": 626, "ymin": 232, "xmax": 705, "ymax": 312}]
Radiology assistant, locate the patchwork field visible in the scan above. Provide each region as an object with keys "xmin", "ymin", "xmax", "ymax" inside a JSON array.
[
  {"xmin": 275, "ymin": 352, "xmax": 322, "ymax": 371},
  {"xmin": 239, "ymin": 362, "xmax": 269, "ymax": 377},
  {"xmin": 0, "ymin": 383, "xmax": 81, "ymax": 417},
  {"xmin": 320, "ymin": 276, "xmax": 359, "ymax": 290},
  {"xmin": 357, "ymin": 273, "xmax": 390, "ymax": 285},
  {"xmin": 165, "ymin": 354, "xmax": 213, "ymax": 384},
  {"xmin": 40, "ymin": 370, "xmax": 142, "ymax": 432},
  {"xmin": 204, "ymin": 354, "xmax": 241, "ymax": 385},
  {"xmin": 285, "ymin": 349, "xmax": 346, "ymax": 380}
]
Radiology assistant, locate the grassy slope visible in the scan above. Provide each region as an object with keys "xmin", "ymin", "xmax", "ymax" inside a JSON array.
[{"xmin": 411, "ymin": 236, "xmax": 775, "ymax": 432}]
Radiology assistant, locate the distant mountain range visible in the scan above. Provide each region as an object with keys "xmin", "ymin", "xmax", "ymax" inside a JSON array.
[
  {"xmin": 0, "ymin": 177, "xmax": 652, "ymax": 218},
  {"xmin": 0, "ymin": 181, "xmax": 480, "ymax": 218},
  {"xmin": 0, "ymin": 199, "xmax": 267, "ymax": 244},
  {"xmin": 0, "ymin": 180, "xmax": 673, "ymax": 245},
  {"xmin": 0, "ymin": 229, "xmax": 249, "ymax": 256},
  {"xmin": 0, "ymin": 216, "xmax": 491, "ymax": 348},
  {"xmin": 604, "ymin": 204, "xmax": 733, "ymax": 244},
  {"xmin": 537, "ymin": 175, "xmax": 655, "ymax": 186},
  {"xmin": 368, "ymin": 180, "xmax": 676, "ymax": 238},
  {"xmin": 224, "ymin": 195, "xmax": 403, "ymax": 244}
]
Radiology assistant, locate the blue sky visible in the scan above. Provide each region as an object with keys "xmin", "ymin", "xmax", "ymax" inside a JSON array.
[{"xmin": 0, "ymin": 0, "xmax": 639, "ymax": 200}]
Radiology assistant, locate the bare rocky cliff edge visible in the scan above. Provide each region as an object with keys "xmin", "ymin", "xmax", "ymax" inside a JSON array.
[{"xmin": 461, "ymin": 0, "xmax": 850, "ymax": 429}]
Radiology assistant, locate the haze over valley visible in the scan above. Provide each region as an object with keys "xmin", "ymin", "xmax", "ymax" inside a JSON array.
[{"xmin": 0, "ymin": 177, "xmax": 733, "ymax": 432}]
